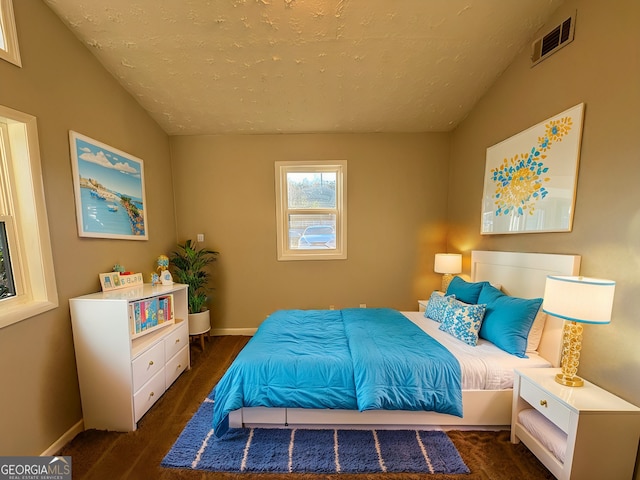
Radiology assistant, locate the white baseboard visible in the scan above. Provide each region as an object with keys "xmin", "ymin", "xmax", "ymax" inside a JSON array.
[
  {"xmin": 211, "ymin": 327, "xmax": 257, "ymax": 336},
  {"xmin": 41, "ymin": 419, "xmax": 84, "ymax": 456}
]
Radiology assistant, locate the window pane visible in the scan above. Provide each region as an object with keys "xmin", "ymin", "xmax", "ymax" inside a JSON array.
[
  {"xmin": 0, "ymin": 0, "xmax": 20, "ymax": 67},
  {"xmin": 0, "ymin": 7, "xmax": 5, "ymax": 50},
  {"xmin": 0, "ymin": 221, "xmax": 16, "ymax": 299},
  {"xmin": 287, "ymin": 172, "xmax": 336, "ymax": 209},
  {"xmin": 288, "ymin": 214, "xmax": 336, "ymax": 249}
]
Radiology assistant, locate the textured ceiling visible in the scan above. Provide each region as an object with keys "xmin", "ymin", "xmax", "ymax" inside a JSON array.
[{"xmin": 43, "ymin": 0, "xmax": 563, "ymax": 135}]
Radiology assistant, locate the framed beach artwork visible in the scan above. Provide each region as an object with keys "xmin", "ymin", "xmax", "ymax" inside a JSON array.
[
  {"xmin": 481, "ymin": 103, "xmax": 585, "ymax": 235},
  {"xmin": 69, "ymin": 131, "xmax": 148, "ymax": 240}
]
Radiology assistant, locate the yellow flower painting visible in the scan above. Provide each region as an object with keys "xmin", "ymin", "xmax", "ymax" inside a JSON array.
[{"xmin": 481, "ymin": 104, "xmax": 584, "ymax": 234}]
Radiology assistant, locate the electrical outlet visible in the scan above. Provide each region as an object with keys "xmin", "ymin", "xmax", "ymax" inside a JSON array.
[
  {"xmin": 359, "ymin": 303, "xmax": 366, "ymax": 308},
  {"xmin": 329, "ymin": 305, "xmax": 335, "ymax": 310},
  {"xmin": 197, "ymin": 233, "xmax": 204, "ymax": 242}
]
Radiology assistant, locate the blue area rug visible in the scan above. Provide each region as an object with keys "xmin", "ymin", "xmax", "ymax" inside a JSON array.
[{"xmin": 161, "ymin": 388, "xmax": 470, "ymax": 474}]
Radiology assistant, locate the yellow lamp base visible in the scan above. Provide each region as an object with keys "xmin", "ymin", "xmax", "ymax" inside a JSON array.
[
  {"xmin": 441, "ymin": 274, "xmax": 454, "ymax": 293},
  {"xmin": 556, "ymin": 321, "xmax": 585, "ymax": 387},
  {"xmin": 555, "ymin": 373, "xmax": 584, "ymax": 387}
]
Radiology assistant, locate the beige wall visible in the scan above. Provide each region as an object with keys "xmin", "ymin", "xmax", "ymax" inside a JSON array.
[
  {"xmin": 170, "ymin": 133, "xmax": 450, "ymax": 330},
  {"xmin": 0, "ymin": 2, "xmax": 175, "ymax": 454},
  {"xmin": 448, "ymin": 0, "xmax": 640, "ymax": 410}
]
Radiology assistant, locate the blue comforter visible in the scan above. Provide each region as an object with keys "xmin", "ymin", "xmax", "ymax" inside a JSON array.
[{"xmin": 213, "ymin": 308, "xmax": 462, "ymax": 437}]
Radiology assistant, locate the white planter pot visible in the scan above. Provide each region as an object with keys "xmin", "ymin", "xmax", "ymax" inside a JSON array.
[{"xmin": 188, "ymin": 310, "xmax": 211, "ymax": 335}]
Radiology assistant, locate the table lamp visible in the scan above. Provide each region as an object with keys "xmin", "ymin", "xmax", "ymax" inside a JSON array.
[
  {"xmin": 434, "ymin": 253, "xmax": 462, "ymax": 292},
  {"xmin": 542, "ymin": 275, "xmax": 615, "ymax": 387}
]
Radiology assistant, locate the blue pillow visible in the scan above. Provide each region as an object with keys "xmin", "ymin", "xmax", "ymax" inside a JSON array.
[
  {"xmin": 424, "ymin": 291, "xmax": 455, "ymax": 322},
  {"xmin": 445, "ymin": 276, "xmax": 487, "ymax": 304},
  {"xmin": 478, "ymin": 283, "xmax": 543, "ymax": 358},
  {"xmin": 439, "ymin": 298, "xmax": 487, "ymax": 346}
]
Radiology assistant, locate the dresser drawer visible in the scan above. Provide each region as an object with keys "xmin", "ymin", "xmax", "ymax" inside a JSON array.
[
  {"xmin": 166, "ymin": 345, "xmax": 189, "ymax": 388},
  {"xmin": 133, "ymin": 369, "xmax": 165, "ymax": 422},
  {"xmin": 165, "ymin": 321, "xmax": 188, "ymax": 360},
  {"xmin": 132, "ymin": 341, "xmax": 165, "ymax": 392},
  {"xmin": 520, "ymin": 377, "xmax": 571, "ymax": 433}
]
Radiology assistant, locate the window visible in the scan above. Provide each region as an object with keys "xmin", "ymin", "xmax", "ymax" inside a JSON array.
[
  {"xmin": 0, "ymin": 221, "xmax": 16, "ymax": 299},
  {"xmin": 275, "ymin": 160, "xmax": 347, "ymax": 261},
  {"xmin": 0, "ymin": 105, "xmax": 57, "ymax": 328},
  {"xmin": 0, "ymin": 122, "xmax": 17, "ymax": 302},
  {"xmin": 0, "ymin": 0, "xmax": 22, "ymax": 67}
]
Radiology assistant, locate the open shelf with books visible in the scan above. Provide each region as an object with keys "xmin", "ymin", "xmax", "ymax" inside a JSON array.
[{"xmin": 129, "ymin": 293, "xmax": 175, "ymax": 338}]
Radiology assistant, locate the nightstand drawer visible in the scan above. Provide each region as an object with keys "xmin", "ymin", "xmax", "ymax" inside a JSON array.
[{"xmin": 520, "ymin": 377, "xmax": 570, "ymax": 433}]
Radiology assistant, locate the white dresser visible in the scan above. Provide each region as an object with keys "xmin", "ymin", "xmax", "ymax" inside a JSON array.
[
  {"xmin": 70, "ymin": 283, "xmax": 190, "ymax": 431},
  {"xmin": 511, "ymin": 368, "xmax": 640, "ymax": 480}
]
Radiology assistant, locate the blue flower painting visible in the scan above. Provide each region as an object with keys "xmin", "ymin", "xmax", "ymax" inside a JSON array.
[{"xmin": 481, "ymin": 104, "xmax": 584, "ymax": 234}]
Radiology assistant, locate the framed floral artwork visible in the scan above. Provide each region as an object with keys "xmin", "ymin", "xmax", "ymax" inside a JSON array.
[
  {"xmin": 69, "ymin": 131, "xmax": 148, "ymax": 240},
  {"xmin": 481, "ymin": 103, "xmax": 585, "ymax": 234}
]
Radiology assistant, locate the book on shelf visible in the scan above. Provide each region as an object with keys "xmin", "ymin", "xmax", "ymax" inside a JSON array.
[
  {"xmin": 158, "ymin": 295, "xmax": 174, "ymax": 324},
  {"xmin": 129, "ymin": 294, "xmax": 174, "ymax": 335}
]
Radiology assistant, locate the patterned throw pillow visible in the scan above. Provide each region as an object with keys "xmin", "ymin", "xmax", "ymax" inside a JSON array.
[
  {"xmin": 424, "ymin": 291, "xmax": 455, "ymax": 322},
  {"xmin": 439, "ymin": 298, "xmax": 487, "ymax": 346}
]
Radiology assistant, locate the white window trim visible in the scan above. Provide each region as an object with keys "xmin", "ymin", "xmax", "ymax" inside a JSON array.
[
  {"xmin": 275, "ymin": 160, "xmax": 347, "ymax": 261},
  {"xmin": 0, "ymin": 0, "xmax": 22, "ymax": 68},
  {"xmin": 0, "ymin": 105, "xmax": 58, "ymax": 328}
]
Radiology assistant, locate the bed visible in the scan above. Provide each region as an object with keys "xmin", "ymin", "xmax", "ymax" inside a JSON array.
[{"xmin": 215, "ymin": 250, "xmax": 581, "ymax": 436}]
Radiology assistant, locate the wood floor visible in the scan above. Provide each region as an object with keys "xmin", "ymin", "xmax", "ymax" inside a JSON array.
[{"xmin": 59, "ymin": 335, "xmax": 554, "ymax": 480}]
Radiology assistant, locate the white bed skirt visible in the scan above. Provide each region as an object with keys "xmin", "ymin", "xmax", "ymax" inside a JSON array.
[{"xmin": 229, "ymin": 389, "xmax": 513, "ymax": 430}]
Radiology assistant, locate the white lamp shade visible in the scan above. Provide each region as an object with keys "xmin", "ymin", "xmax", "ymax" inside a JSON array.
[
  {"xmin": 542, "ymin": 275, "xmax": 615, "ymax": 324},
  {"xmin": 434, "ymin": 253, "xmax": 462, "ymax": 274}
]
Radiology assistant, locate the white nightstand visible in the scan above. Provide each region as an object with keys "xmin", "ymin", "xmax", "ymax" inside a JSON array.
[
  {"xmin": 418, "ymin": 300, "xmax": 429, "ymax": 312},
  {"xmin": 511, "ymin": 368, "xmax": 640, "ymax": 480}
]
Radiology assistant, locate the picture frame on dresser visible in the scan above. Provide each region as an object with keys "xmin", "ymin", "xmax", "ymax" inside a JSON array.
[{"xmin": 99, "ymin": 272, "xmax": 143, "ymax": 292}]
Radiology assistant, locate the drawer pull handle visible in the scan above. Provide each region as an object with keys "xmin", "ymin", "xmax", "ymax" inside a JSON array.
[
  {"xmin": 175, "ymin": 338, "xmax": 180, "ymax": 343},
  {"xmin": 149, "ymin": 392, "xmax": 154, "ymax": 398},
  {"xmin": 540, "ymin": 399, "xmax": 548, "ymax": 407},
  {"xmin": 149, "ymin": 360, "xmax": 154, "ymax": 366},
  {"xmin": 177, "ymin": 364, "xmax": 182, "ymax": 369}
]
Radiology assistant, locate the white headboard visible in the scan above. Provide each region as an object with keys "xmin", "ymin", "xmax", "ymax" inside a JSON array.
[{"xmin": 470, "ymin": 250, "xmax": 581, "ymax": 367}]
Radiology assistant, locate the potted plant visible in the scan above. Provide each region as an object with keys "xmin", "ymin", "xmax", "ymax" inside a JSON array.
[{"xmin": 169, "ymin": 239, "xmax": 219, "ymax": 337}]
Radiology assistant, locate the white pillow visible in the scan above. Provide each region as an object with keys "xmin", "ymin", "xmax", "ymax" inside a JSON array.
[{"xmin": 526, "ymin": 310, "xmax": 547, "ymax": 353}]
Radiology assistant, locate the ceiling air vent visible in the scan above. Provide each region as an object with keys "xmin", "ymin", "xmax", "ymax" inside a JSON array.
[{"xmin": 531, "ymin": 12, "xmax": 576, "ymax": 66}]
